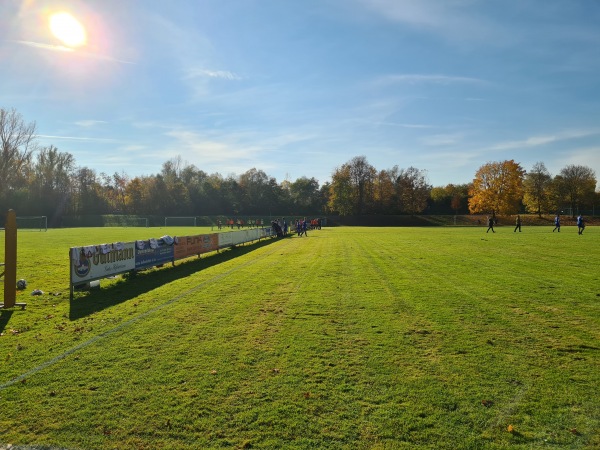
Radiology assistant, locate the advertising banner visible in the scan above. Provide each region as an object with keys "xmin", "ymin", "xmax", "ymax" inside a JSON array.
[
  {"xmin": 71, "ymin": 242, "xmax": 136, "ymax": 283},
  {"xmin": 174, "ymin": 233, "xmax": 219, "ymax": 260},
  {"xmin": 260, "ymin": 227, "xmax": 274, "ymax": 238},
  {"xmin": 135, "ymin": 238, "xmax": 175, "ymax": 269},
  {"xmin": 218, "ymin": 232, "xmax": 233, "ymax": 249}
]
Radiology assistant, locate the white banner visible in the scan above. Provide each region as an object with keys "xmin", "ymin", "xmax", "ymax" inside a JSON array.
[{"xmin": 71, "ymin": 242, "xmax": 136, "ymax": 283}]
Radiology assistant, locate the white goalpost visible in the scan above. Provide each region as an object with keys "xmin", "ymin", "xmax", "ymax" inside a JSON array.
[
  {"xmin": 164, "ymin": 216, "xmax": 197, "ymax": 227},
  {"xmin": 16, "ymin": 216, "xmax": 48, "ymax": 231}
]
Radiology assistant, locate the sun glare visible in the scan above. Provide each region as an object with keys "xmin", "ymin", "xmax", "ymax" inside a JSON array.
[{"xmin": 49, "ymin": 12, "xmax": 86, "ymax": 48}]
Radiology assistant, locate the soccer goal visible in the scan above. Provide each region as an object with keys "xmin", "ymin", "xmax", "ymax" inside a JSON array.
[
  {"xmin": 16, "ymin": 216, "xmax": 47, "ymax": 231},
  {"xmin": 103, "ymin": 215, "xmax": 149, "ymax": 227},
  {"xmin": 165, "ymin": 216, "xmax": 197, "ymax": 227}
]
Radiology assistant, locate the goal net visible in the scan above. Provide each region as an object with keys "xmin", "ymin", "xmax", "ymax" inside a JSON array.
[
  {"xmin": 165, "ymin": 216, "xmax": 197, "ymax": 227},
  {"xmin": 103, "ymin": 215, "xmax": 149, "ymax": 227},
  {"xmin": 16, "ymin": 216, "xmax": 48, "ymax": 231}
]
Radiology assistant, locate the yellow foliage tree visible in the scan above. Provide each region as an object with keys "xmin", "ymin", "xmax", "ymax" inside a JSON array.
[{"xmin": 468, "ymin": 160, "xmax": 525, "ymax": 214}]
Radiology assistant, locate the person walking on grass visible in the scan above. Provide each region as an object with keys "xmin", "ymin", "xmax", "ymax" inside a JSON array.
[
  {"xmin": 486, "ymin": 216, "xmax": 495, "ymax": 233},
  {"xmin": 514, "ymin": 215, "xmax": 522, "ymax": 232},
  {"xmin": 577, "ymin": 214, "xmax": 585, "ymax": 235},
  {"xmin": 301, "ymin": 218, "xmax": 308, "ymax": 237},
  {"xmin": 553, "ymin": 214, "xmax": 561, "ymax": 232}
]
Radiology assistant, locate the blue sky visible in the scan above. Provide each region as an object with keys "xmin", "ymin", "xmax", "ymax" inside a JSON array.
[{"xmin": 2, "ymin": 0, "xmax": 599, "ymax": 188}]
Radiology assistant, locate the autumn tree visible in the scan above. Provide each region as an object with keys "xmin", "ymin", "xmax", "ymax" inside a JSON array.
[
  {"xmin": 0, "ymin": 107, "xmax": 37, "ymax": 210},
  {"xmin": 289, "ymin": 176, "xmax": 321, "ymax": 215},
  {"xmin": 523, "ymin": 162, "xmax": 553, "ymax": 217},
  {"xmin": 124, "ymin": 176, "xmax": 148, "ymax": 214},
  {"xmin": 395, "ymin": 166, "xmax": 431, "ymax": 213},
  {"xmin": 328, "ymin": 164, "xmax": 354, "ymax": 215},
  {"xmin": 374, "ymin": 168, "xmax": 397, "ymax": 213},
  {"xmin": 328, "ymin": 156, "xmax": 376, "ymax": 215},
  {"xmin": 468, "ymin": 160, "xmax": 525, "ymax": 215},
  {"xmin": 429, "ymin": 184, "xmax": 470, "ymax": 214},
  {"xmin": 70, "ymin": 167, "xmax": 108, "ymax": 215},
  {"xmin": 29, "ymin": 145, "xmax": 75, "ymax": 222},
  {"xmin": 554, "ymin": 165, "xmax": 597, "ymax": 217},
  {"xmin": 348, "ymin": 156, "xmax": 376, "ymax": 214}
]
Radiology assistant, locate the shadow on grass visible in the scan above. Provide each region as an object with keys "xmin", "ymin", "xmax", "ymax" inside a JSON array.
[
  {"xmin": 69, "ymin": 237, "xmax": 282, "ymax": 320},
  {"xmin": 0, "ymin": 309, "xmax": 14, "ymax": 335}
]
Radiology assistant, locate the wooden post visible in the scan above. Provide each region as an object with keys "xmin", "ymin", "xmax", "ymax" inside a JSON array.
[{"xmin": 1, "ymin": 210, "xmax": 25, "ymax": 310}]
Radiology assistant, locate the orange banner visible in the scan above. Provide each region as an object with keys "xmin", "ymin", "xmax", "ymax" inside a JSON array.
[{"xmin": 174, "ymin": 234, "xmax": 219, "ymax": 260}]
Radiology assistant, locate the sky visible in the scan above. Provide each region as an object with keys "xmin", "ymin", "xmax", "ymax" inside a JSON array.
[{"xmin": 2, "ymin": 0, "xmax": 600, "ymax": 188}]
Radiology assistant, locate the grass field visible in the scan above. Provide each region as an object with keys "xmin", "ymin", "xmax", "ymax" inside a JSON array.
[{"xmin": 1, "ymin": 225, "xmax": 599, "ymax": 449}]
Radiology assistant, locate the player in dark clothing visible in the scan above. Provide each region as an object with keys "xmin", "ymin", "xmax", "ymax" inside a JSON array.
[
  {"xmin": 514, "ymin": 215, "xmax": 521, "ymax": 232},
  {"xmin": 486, "ymin": 216, "xmax": 495, "ymax": 233}
]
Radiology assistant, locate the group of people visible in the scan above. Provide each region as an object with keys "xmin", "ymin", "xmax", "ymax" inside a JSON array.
[
  {"xmin": 269, "ymin": 217, "xmax": 322, "ymax": 238},
  {"xmin": 553, "ymin": 214, "xmax": 587, "ymax": 234},
  {"xmin": 486, "ymin": 213, "xmax": 587, "ymax": 234},
  {"xmin": 295, "ymin": 218, "xmax": 309, "ymax": 236},
  {"xmin": 218, "ymin": 218, "xmax": 265, "ymax": 230},
  {"xmin": 271, "ymin": 218, "xmax": 287, "ymax": 238}
]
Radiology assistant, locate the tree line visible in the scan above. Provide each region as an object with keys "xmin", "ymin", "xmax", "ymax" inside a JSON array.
[{"xmin": 1, "ymin": 107, "xmax": 598, "ymax": 225}]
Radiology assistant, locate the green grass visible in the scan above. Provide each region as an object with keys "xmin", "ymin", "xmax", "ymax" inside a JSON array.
[{"xmin": 1, "ymin": 225, "xmax": 599, "ymax": 449}]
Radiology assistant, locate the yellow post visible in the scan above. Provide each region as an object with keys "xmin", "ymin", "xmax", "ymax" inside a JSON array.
[{"xmin": 2, "ymin": 210, "xmax": 18, "ymax": 309}]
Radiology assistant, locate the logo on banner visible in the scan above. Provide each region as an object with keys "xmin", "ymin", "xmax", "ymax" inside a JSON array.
[{"xmin": 74, "ymin": 249, "xmax": 91, "ymax": 278}]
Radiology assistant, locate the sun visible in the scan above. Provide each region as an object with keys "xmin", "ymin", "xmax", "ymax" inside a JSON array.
[{"xmin": 49, "ymin": 12, "xmax": 86, "ymax": 48}]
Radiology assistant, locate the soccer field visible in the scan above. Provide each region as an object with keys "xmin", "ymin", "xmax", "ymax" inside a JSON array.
[{"xmin": 1, "ymin": 226, "xmax": 598, "ymax": 449}]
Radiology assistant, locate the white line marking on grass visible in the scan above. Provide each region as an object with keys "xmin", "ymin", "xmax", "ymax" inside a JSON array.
[{"xmin": 0, "ymin": 239, "xmax": 289, "ymax": 391}]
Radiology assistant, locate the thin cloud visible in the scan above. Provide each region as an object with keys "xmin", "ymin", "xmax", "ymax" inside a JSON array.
[
  {"xmin": 9, "ymin": 39, "xmax": 134, "ymax": 64},
  {"xmin": 184, "ymin": 68, "xmax": 242, "ymax": 81},
  {"xmin": 118, "ymin": 145, "xmax": 146, "ymax": 152},
  {"xmin": 420, "ymin": 133, "xmax": 465, "ymax": 146},
  {"xmin": 164, "ymin": 129, "xmax": 259, "ymax": 163},
  {"xmin": 37, "ymin": 134, "xmax": 118, "ymax": 143},
  {"xmin": 397, "ymin": 123, "xmax": 434, "ymax": 129},
  {"xmin": 11, "ymin": 40, "xmax": 73, "ymax": 52},
  {"xmin": 489, "ymin": 129, "xmax": 600, "ymax": 151},
  {"xmin": 562, "ymin": 147, "xmax": 600, "ymax": 175},
  {"xmin": 75, "ymin": 120, "xmax": 107, "ymax": 127},
  {"xmin": 354, "ymin": 0, "xmax": 499, "ymax": 44},
  {"xmin": 380, "ymin": 74, "xmax": 488, "ymax": 85}
]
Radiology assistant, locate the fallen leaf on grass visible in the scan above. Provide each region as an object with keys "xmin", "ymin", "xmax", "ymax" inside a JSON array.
[
  {"xmin": 210, "ymin": 370, "xmax": 217, "ymax": 375},
  {"xmin": 507, "ymin": 424, "xmax": 514, "ymax": 433}
]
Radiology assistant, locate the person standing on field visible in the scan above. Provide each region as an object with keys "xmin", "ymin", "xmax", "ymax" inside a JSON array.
[
  {"xmin": 514, "ymin": 215, "xmax": 522, "ymax": 232},
  {"xmin": 553, "ymin": 214, "xmax": 561, "ymax": 232},
  {"xmin": 486, "ymin": 216, "xmax": 495, "ymax": 233},
  {"xmin": 577, "ymin": 215, "xmax": 585, "ymax": 234}
]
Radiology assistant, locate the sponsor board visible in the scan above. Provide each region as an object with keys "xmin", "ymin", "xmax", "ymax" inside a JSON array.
[
  {"xmin": 135, "ymin": 240, "xmax": 175, "ymax": 269},
  {"xmin": 174, "ymin": 234, "xmax": 219, "ymax": 259},
  {"xmin": 71, "ymin": 243, "xmax": 136, "ymax": 282}
]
